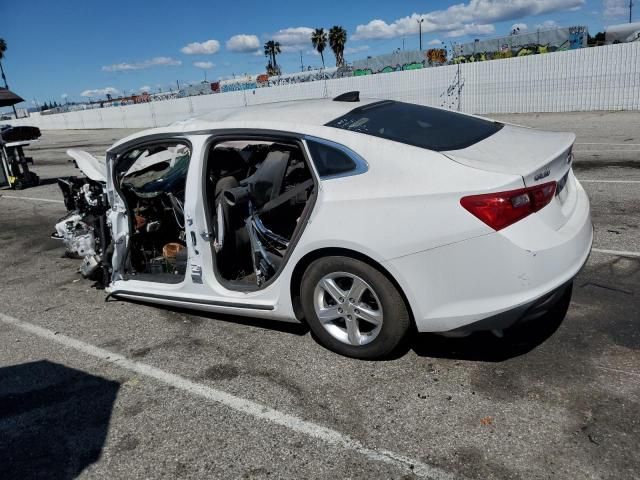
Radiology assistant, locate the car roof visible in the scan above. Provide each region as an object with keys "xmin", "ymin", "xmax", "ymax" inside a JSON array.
[
  {"xmin": 109, "ymin": 98, "xmax": 380, "ymax": 152},
  {"xmin": 191, "ymin": 98, "xmax": 380, "ymax": 126}
]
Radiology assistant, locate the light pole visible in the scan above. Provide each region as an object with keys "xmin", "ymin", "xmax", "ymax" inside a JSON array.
[{"xmin": 417, "ymin": 18, "xmax": 424, "ymax": 50}]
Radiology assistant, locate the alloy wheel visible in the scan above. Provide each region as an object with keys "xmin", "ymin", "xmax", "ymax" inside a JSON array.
[{"xmin": 313, "ymin": 271, "xmax": 384, "ymax": 346}]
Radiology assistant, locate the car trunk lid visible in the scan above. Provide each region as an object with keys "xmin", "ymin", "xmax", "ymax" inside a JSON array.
[{"xmin": 444, "ymin": 124, "xmax": 577, "ymax": 230}]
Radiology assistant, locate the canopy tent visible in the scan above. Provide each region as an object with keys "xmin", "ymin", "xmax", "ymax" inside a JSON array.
[{"xmin": 0, "ymin": 88, "xmax": 24, "ymax": 107}]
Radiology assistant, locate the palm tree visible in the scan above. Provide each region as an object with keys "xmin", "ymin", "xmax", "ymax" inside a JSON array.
[
  {"xmin": 329, "ymin": 26, "xmax": 348, "ymax": 67},
  {"xmin": 311, "ymin": 28, "xmax": 328, "ymax": 69},
  {"xmin": 0, "ymin": 38, "xmax": 10, "ymax": 89},
  {"xmin": 263, "ymin": 40, "xmax": 281, "ymax": 75},
  {"xmin": 0, "ymin": 38, "xmax": 17, "ymax": 117}
]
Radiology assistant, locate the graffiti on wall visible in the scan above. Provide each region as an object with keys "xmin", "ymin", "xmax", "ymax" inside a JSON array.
[
  {"xmin": 440, "ymin": 66, "xmax": 464, "ymax": 111},
  {"xmin": 452, "ymin": 25, "xmax": 587, "ymax": 64},
  {"xmin": 352, "ymin": 49, "xmax": 447, "ymax": 76}
]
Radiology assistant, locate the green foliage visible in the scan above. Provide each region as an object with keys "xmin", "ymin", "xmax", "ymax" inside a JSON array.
[
  {"xmin": 263, "ymin": 40, "xmax": 281, "ymax": 73},
  {"xmin": 311, "ymin": 28, "xmax": 328, "ymax": 68},
  {"xmin": 329, "ymin": 26, "xmax": 347, "ymax": 67}
]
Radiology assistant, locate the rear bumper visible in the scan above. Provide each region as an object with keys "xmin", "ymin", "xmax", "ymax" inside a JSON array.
[
  {"xmin": 448, "ymin": 280, "xmax": 573, "ymax": 333},
  {"xmin": 386, "ymin": 179, "xmax": 592, "ymax": 332}
]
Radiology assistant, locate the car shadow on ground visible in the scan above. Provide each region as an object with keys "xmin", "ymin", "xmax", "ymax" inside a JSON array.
[
  {"xmin": 0, "ymin": 360, "xmax": 120, "ymax": 480},
  {"xmin": 115, "ymin": 298, "xmax": 310, "ymax": 336},
  {"xmin": 36, "ymin": 177, "xmax": 61, "ymax": 187},
  {"xmin": 109, "ymin": 293, "xmax": 567, "ymax": 361},
  {"xmin": 409, "ymin": 298, "xmax": 569, "ymax": 362}
]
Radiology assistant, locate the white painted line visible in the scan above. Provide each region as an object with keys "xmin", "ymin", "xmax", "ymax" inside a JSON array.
[
  {"xmin": 592, "ymin": 248, "xmax": 640, "ymax": 258},
  {"xmin": 579, "ymin": 179, "xmax": 640, "ymax": 184},
  {"xmin": 575, "ymin": 143, "xmax": 640, "ymax": 146},
  {"xmin": 596, "ymin": 365, "xmax": 640, "ymax": 380},
  {"xmin": 0, "ymin": 312, "xmax": 456, "ymax": 480},
  {"xmin": 573, "ymin": 149, "xmax": 640, "ymax": 153},
  {"xmin": 0, "ymin": 194, "xmax": 64, "ymax": 204}
]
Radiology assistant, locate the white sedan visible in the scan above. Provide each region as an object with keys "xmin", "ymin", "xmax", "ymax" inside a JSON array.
[{"xmin": 54, "ymin": 93, "xmax": 592, "ymax": 359}]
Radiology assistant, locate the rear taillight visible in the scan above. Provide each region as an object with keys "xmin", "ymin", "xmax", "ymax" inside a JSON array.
[{"xmin": 460, "ymin": 181, "xmax": 556, "ymax": 231}]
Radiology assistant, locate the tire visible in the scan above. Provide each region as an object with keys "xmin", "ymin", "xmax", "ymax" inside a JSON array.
[{"xmin": 300, "ymin": 256, "xmax": 411, "ymax": 359}]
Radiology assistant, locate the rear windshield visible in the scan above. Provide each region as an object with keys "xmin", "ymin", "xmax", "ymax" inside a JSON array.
[{"xmin": 325, "ymin": 100, "xmax": 503, "ymax": 151}]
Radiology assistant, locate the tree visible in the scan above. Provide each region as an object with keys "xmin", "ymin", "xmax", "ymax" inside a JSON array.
[
  {"xmin": 311, "ymin": 28, "xmax": 328, "ymax": 69},
  {"xmin": 329, "ymin": 26, "xmax": 347, "ymax": 67},
  {"xmin": 0, "ymin": 38, "xmax": 8, "ymax": 88},
  {"xmin": 263, "ymin": 40, "xmax": 281, "ymax": 75}
]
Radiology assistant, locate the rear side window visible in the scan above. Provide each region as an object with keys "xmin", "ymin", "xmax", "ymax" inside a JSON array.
[
  {"xmin": 326, "ymin": 100, "xmax": 503, "ymax": 151},
  {"xmin": 306, "ymin": 140, "xmax": 356, "ymax": 178}
]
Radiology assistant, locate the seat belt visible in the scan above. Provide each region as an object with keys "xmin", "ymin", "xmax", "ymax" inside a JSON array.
[{"xmin": 257, "ymin": 179, "xmax": 314, "ymax": 215}]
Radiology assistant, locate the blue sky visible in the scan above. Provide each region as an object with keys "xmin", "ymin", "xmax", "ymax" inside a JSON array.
[{"xmin": 0, "ymin": 0, "xmax": 633, "ymax": 109}]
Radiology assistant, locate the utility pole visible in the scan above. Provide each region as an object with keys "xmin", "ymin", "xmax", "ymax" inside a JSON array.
[
  {"xmin": 630, "ymin": 0, "xmax": 634, "ymax": 23},
  {"xmin": 417, "ymin": 18, "xmax": 424, "ymax": 50},
  {"xmin": 300, "ymin": 50, "xmax": 304, "ymax": 71}
]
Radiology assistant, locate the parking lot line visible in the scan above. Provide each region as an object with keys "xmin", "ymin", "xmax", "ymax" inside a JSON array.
[
  {"xmin": 0, "ymin": 311, "xmax": 456, "ymax": 480},
  {"xmin": 575, "ymin": 143, "xmax": 640, "ymax": 146},
  {"xmin": 0, "ymin": 194, "xmax": 64, "ymax": 204},
  {"xmin": 579, "ymin": 180, "xmax": 640, "ymax": 184},
  {"xmin": 573, "ymin": 149, "xmax": 640, "ymax": 153},
  {"xmin": 591, "ymin": 248, "xmax": 640, "ymax": 258}
]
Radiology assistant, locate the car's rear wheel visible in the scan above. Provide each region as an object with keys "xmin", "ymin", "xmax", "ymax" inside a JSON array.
[{"xmin": 300, "ymin": 256, "xmax": 411, "ymax": 359}]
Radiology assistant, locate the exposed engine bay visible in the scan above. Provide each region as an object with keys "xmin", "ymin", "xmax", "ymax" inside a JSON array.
[
  {"xmin": 53, "ymin": 176, "xmax": 110, "ymax": 281},
  {"xmin": 206, "ymin": 139, "xmax": 315, "ymax": 287}
]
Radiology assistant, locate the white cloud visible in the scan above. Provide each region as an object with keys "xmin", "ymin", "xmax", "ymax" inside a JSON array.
[
  {"xmin": 511, "ymin": 22, "xmax": 529, "ymax": 33},
  {"xmin": 428, "ymin": 38, "xmax": 443, "ymax": 45},
  {"xmin": 180, "ymin": 39, "xmax": 221, "ymax": 55},
  {"xmin": 603, "ymin": 0, "xmax": 629, "ymax": 18},
  {"xmin": 102, "ymin": 57, "xmax": 181, "ymax": 72},
  {"xmin": 193, "ymin": 61, "xmax": 214, "ymax": 69},
  {"xmin": 226, "ymin": 34, "xmax": 260, "ymax": 52},
  {"xmin": 344, "ymin": 45, "xmax": 370, "ymax": 54},
  {"xmin": 352, "ymin": 0, "xmax": 584, "ymax": 40},
  {"xmin": 80, "ymin": 87, "xmax": 120, "ymax": 98},
  {"xmin": 352, "ymin": 20, "xmax": 399, "ymax": 40},
  {"xmin": 139, "ymin": 85, "xmax": 150, "ymax": 92},
  {"xmin": 272, "ymin": 27, "xmax": 314, "ymax": 47},
  {"xmin": 61, "ymin": 93, "xmax": 68, "ymax": 98},
  {"xmin": 535, "ymin": 20, "xmax": 560, "ymax": 29}
]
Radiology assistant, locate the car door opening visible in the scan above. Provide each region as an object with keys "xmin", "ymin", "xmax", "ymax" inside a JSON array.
[
  {"xmin": 115, "ymin": 142, "xmax": 191, "ymax": 283},
  {"xmin": 205, "ymin": 138, "xmax": 316, "ymax": 289}
]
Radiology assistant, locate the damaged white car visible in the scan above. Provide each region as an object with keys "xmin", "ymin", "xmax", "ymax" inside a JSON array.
[{"xmin": 53, "ymin": 93, "xmax": 593, "ymax": 358}]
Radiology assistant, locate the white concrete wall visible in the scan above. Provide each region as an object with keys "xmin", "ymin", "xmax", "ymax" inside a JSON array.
[{"xmin": 8, "ymin": 42, "xmax": 640, "ymax": 130}]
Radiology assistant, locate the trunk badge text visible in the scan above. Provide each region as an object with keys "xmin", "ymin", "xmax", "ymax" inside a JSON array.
[{"xmin": 534, "ymin": 169, "xmax": 551, "ymax": 181}]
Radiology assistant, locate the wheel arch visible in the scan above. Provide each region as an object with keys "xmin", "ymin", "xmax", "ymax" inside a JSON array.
[{"xmin": 289, "ymin": 247, "xmax": 415, "ymax": 327}]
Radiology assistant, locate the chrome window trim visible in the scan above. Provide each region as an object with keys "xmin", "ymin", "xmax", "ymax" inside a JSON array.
[{"xmin": 303, "ymin": 135, "xmax": 369, "ymax": 180}]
